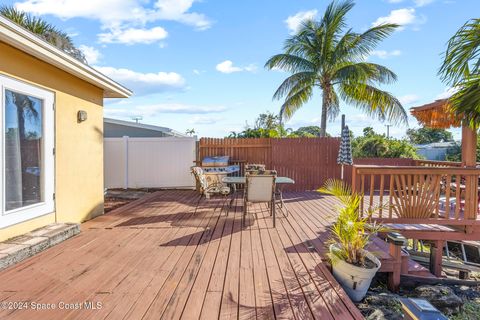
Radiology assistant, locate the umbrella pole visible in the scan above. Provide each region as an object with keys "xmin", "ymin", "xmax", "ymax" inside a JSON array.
[{"xmin": 341, "ymin": 165, "xmax": 344, "ymax": 180}]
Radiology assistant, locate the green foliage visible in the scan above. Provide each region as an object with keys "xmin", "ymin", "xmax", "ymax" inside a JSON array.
[
  {"xmin": 450, "ymin": 301, "xmax": 480, "ymax": 320},
  {"xmin": 352, "ymin": 127, "xmax": 420, "ymax": 159},
  {"xmin": 288, "ymin": 125, "xmax": 327, "ymax": 137},
  {"xmin": 265, "ymin": 0, "xmax": 407, "ymax": 137},
  {"xmin": 318, "ymin": 179, "xmax": 386, "ymax": 266},
  {"xmin": 406, "ymin": 127, "xmax": 454, "ymax": 144},
  {"xmin": 228, "ymin": 112, "xmax": 290, "ymax": 138},
  {"xmin": 439, "ymin": 18, "xmax": 480, "ymax": 127},
  {"xmin": 0, "ymin": 6, "xmax": 87, "ymax": 64},
  {"xmin": 445, "ymin": 136, "xmax": 480, "ymax": 162}
]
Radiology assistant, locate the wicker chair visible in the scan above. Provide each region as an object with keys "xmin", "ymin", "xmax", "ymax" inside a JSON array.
[
  {"xmin": 244, "ymin": 170, "xmax": 277, "ymax": 227},
  {"xmin": 191, "ymin": 166, "xmax": 230, "ymax": 199}
]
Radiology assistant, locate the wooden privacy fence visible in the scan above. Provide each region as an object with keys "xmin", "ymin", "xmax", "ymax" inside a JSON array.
[{"xmin": 198, "ymin": 137, "xmax": 415, "ymax": 191}]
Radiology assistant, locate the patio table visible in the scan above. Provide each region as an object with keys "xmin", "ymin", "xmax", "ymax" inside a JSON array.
[{"xmin": 222, "ymin": 176, "xmax": 295, "ymax": 221}]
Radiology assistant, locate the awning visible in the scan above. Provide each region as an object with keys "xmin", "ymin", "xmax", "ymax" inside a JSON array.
[{"xmin": 410, "ymin": 99, "xmax": 461, "ymax": 129}]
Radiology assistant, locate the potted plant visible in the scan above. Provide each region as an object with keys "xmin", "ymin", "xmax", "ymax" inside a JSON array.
[{"xmin": 318, "ymin": 179, "xmax": 386, "ymax": 302}]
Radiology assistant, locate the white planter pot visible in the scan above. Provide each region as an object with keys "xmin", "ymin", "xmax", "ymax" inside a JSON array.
[{"xmin": 329, "ymin": 244, "xmax": 381, "ymax": 302}]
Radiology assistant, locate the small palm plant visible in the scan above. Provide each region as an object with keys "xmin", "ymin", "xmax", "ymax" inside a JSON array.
[{"xmin": 319, "ymin": 179, "xmax": 386, "ymax": 267}]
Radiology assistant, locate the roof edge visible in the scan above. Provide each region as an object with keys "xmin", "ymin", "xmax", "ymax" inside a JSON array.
[
  {"xmin": 104, "ymin": 118, "xmax": 187, "ymax": 137},
  {"xmin": 0, "ymin": 16, "xmax": 132, "ymax": 98}
]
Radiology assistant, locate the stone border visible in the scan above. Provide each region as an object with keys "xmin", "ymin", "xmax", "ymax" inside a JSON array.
[{"xmin": 0, "ymin": 223, "xmax": 80, "ymax": 270}]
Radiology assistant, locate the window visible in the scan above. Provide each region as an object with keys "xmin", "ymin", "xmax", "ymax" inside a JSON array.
[{"xmin": 1, "ymin": 74, "xmax": 54, "ymax": 228}]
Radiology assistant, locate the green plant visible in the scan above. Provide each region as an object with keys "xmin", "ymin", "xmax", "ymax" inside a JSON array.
[
  {"xmin": 351, "ymin": 127, "xmax": 421, "ymax": 159},
  {"xmin": 0, "ymin": 6, "xmax": 87, "ymax": 63},
  {"xmin": 318, "ymin": 179, "xmax": 386, "ymax": 267},
  {"xmin": 265, "ymin": 0, "xmax": 407, "ymax": 137},
  {"xmin": 439, "ymin": 18, "xmax": 480, "ymax": 127}
]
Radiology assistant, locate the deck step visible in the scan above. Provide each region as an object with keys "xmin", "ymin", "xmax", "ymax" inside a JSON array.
[
  {"xmin": 0, "ymin": 223, "xmax": 80, "ymax": 271},
  {"xmin": 406, "ymin": 259, "xmax": 435, "ymax": 277},
  {"xmin": 368, "ymin": 236, "xmax": 435, "ymax": 278}
]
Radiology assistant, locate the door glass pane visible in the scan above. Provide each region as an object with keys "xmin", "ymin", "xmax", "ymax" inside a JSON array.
[{"xmin": 4, "ymin": 89, "xmax": 43, "ymax": 211}]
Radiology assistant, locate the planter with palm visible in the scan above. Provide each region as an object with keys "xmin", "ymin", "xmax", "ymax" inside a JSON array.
[{"xmin": 265, "ymin": 0, "xmax": 407, "ymax": 137}]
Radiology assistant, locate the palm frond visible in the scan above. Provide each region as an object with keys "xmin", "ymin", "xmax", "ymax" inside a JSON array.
[
  {"xmin": 339, "ymin": 83, "xmax": 408, "ymax": 125},
  {"xmin": 440, "ymin": 18, "xmax": 480, "ymax": 85},
  {"xmin": 265, "ymin": 54, "xmax": 315, "ymax": 73},
  {"xmin": 0, "ymin": 5, "xmax": 87, "ymax": 64},
  {"xmin": 272, "ymin": 72, "xmax": 316, "ymax": 100},
  {"xmin": 342, "ymin": 24, "xmax": 399, "ymax": 60},
  {"xmin": 449, "ymin": 76, "xmax": 480, "ymax": 127},
  {"xmin": 333, "ymin": 62, "xmax": 397, "ymax": 85},
  {"xmin": 279, "ymin": 86, "xmax": 313, "ymax": 120}
]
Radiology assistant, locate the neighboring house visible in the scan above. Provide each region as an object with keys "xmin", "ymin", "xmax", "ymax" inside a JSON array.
[
  {"xmin": 0, "ymin": 16, "xmax": 131, "ymax": 241},
  {"xmin": 104, "ymin": 118, "xmax": 187, "ymax": 138},
  {"xmin": 416, "ymin": 141, "xmax": 458, "ymax": 161}
]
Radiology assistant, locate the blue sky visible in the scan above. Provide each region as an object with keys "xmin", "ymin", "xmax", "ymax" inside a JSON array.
[{"xmin": 5, "ymin": 0, "xmax": 478, "ymax": 139}]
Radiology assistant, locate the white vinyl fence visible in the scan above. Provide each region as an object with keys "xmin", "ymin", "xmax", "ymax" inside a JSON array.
[{"xmin": 104, "ymin": 137, "xmax": 196, "ymax": 189}]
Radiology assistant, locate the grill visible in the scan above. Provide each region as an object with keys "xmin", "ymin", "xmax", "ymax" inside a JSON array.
[{"xmin": 201, "ymin": 156, "xmax": 239, "ymax": 189}]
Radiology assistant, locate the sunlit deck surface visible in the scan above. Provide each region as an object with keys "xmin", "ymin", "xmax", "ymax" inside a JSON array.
[{"xmin": 0, "ymin": 190, "xmax": 363, "ymax": 320}]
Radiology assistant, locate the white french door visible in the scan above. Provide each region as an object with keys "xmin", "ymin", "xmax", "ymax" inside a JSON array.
[{"xmin": 0, "ymin": 74, "xmax": 54, "ymax": 228}]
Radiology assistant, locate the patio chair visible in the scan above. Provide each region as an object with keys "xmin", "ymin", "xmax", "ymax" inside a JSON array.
[
  {"xmin": 191, "ymin": 166, "xmax": 230, "ymax": 199},
  {"xmin": 244, "ymin": 170, "xmax": 277, "ymax": 227}
]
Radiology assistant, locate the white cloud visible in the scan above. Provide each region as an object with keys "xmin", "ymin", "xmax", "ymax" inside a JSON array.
[
  {"xmin": 216, "ymin": 60, "xmax": 257, "ymax": 74},
  {"xmin": 95, "ymin": 66, "xmax": 185, "ymax": 96},
  {"xmin": 15, "ymin": 0, "xmax": 211, "ymax": 44},
  {"xmin": 372, "ymin": 8, "xmax": 422, "ymax": 31},
  {"xmin": 105, "ymin": 103, "xmax": 227, "ymax": 119},
  {"xmin": 398, "ymin": 94, "xmax": 420, "ymax": 105},
  {"xmin": 414, "ymin": 0, "xmax": 434, "ymax": 6},
  {"xmin": 189, "ymin": 115, "xmax": 223, "ymax": 125},
  {"xmin": 436, "ymin": 87, "xmax": 459, "ymax": 99},
  {"xmin": 153, "ymin": 0, "xmax": 211, "ymax": 31},
  {"xmin": 369, "ymin": 49, "xmax": 402, "ymax": 59},
  {"xmin": 285, "ymin": 10, "xmax": 317, "ymax": 34},
  {"xmin": 79, "ymin": 45, "xmax": 101, "ymax": 64},
  {"xmin": 98, "ymin": 26, "xmax": 168, "ymax": 45}
]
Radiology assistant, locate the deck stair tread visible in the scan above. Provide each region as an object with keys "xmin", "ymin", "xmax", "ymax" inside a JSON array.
[{"xmin": 368, "ymin": 236, "xmax": 434, "ymax": 277}]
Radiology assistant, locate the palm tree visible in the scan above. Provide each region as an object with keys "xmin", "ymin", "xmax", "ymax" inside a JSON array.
[
  {"xmin": 265, "ymin": 0, "xmax": 407, "ymax": 137},
  {"xmin": 0, "ymin": 6, "xmax": 87, "ymax": 64},
  {"xmin": 439, "ymin": 19, "xmax": 480, "ymax": 127}
]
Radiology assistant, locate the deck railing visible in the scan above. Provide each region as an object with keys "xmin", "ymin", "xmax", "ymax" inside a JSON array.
[
  {"xmin": 414, "ymin": 159, "xmax": 463, "ymax": 167},
  {"xmin": 352, "ymin": 165, "xmax": 480, "ymax": 226}
]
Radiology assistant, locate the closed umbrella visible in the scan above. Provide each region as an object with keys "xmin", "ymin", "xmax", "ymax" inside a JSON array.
[{"xmin": 337, "ymin": 125, "xmax": 353, "ymax": 180}]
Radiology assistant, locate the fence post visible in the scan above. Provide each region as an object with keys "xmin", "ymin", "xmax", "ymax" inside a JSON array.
[
  {"xmin": 123, "ymin": 136, "xmax": 129, "ymax": 189},
  {"xmin": 351, "ymin": 165, "xmax": 357, "ymax": 193}
]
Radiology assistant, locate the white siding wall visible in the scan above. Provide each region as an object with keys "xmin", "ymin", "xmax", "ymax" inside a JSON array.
[{"xmin": 104, "ymin": 137, "xmax": 196, "ymax": 189}]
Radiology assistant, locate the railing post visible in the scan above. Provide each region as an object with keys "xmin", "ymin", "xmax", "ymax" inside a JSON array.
[
  {"xmin": 387, "ymin": 232, "xmax": 406, "ymax": 292},
  {"xmin": 352, "ymin": 165, "xmax": 357, "ymax": 193}
]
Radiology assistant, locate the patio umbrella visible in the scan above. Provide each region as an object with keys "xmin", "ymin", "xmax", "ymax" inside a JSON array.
[{"xmin": 337, "ymin": 125, "xmax": 353, "ymax": 180}]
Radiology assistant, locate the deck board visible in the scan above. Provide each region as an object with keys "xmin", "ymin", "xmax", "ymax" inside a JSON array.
[{"xmin": 0, "ymin": 190, "xmax": 363, "ymax": 320}]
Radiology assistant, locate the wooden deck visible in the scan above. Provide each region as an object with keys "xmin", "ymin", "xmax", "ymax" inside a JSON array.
[{"xmin": 0, "ymin": 190, "xmax": 365, "ymax": 320}]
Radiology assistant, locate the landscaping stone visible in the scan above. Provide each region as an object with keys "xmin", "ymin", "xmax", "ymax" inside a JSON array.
[
  {"xmin": 0, "ymin": 223, "xmax": 80, "ymax": 271},
  {"xmin": 413, "ymin": 285, "xmax": 463, "ymax": 315},
  {"xmin": 357, "ymin": 292, "xmax": 403, "ymax": 320}
]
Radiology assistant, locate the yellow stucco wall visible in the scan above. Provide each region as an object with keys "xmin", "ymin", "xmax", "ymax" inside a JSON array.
[{"xmin": 0, "ymin": 41, "xmax": 105, "ymax": 241}]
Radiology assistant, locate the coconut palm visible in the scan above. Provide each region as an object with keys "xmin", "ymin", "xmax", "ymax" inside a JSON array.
[
  {"xmin": 265, "ymin": 0, "xmax": 407, "ymax": 137},
  {"xmin": 0, "ymin": 6, "xmax": 87, "ymax": 64},
  {"xmin": 439, "ymin": 19, "xmax": 480, "ymax": 127}
]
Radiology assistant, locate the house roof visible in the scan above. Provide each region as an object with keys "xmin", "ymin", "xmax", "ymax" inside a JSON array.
[
  {"xmin": 104, "ymin": 118, "xmax": 187, "ymax": 137},
  {"xmin": 0, "ymin": 16, "xmax": 132, "ymax": 98},
  {"xmin": 410, "ymin": 99, "xmax": 461, "ymax": 129}
]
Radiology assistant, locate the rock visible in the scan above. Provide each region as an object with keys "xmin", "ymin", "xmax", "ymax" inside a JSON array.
[
  {"xmin": 358, "ymin": 293, "xmax": 403, "ymax": 320},
  {"xmin": 414, "ymin": 285, "xmax": 463, "ymax": 315},
  {"xmin": 365, "ymin": 308, "xmax": 403, "ymax": 320}
]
